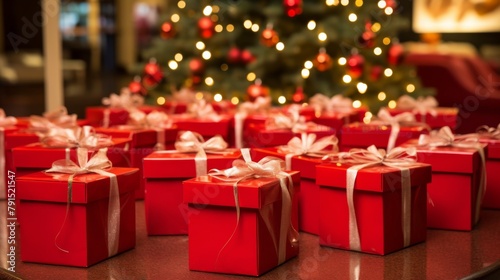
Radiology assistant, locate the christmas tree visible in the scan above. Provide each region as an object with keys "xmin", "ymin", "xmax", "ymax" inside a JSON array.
[{"xmin": 132, "ymin": 0, "xmax": 433, "ymax": 113}]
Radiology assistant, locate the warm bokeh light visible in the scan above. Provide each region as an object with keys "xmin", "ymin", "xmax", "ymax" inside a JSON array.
[
  {"xmin": 278, "ymin": 96, "xmax": 287, "ymax": 104},
  {"xmin": 276, "ymin": 42, "xmax": 285, "ymax": 51},
  {"xmin": 174, "ymin": 53, "xmax": 183, "ymax": 61},
  {"xmin": 251, "ymin": 24, "xmax": 260, "ymax": 32},
  {"xmin": 171, "ymin": 14, "xmax": 180, "ymax": 23},
  {"xmin": 341, "ymin": 0, "xmax": 349, "ymax": 6},
  {"xmin": 221, "ymin": 64, "xmax": 228, "ymax": 71},
  {"xmin": 378, "ymin": 0, "xmax": 386, "ymax": 9},
  {"xmin": 374, "ymin": 47, "xmax": 382, "ymax": 55},
  {"xmin": 318, "ymin": 32, "xmax": 327, "ymax": 41},
  {"xmin": 301, "ymin": 69, "xmax": 310, "ymax": 78},
  {"xmin": 352, "ymin": 100, "xmax": 362, "ymax": 108},
  {"xmin": 348, "ymin": 13, "xmax": 357, "ymax": 22},
  {"xmin": 307, "ymin": 21, "xmax": 316, "ymax": 30},
  {"xmin": 357, "ymin": 82, "xmax": 367, "ymax": 94},
  {"xmin": 195, "ymin": 92, "xmax": 204, "ymax": 100},
  {"xmin": 212, "ymin": 5, "xmax": 220, "ymax": 13},
  {"xmin": 226, "ymin": 24, "xmax": 235, "ymax": 32},
  {"xmin": 205, "ymin": 77, "xmax": 214, "ymax": 86},
  {"xmin": 384, "ymin": 68, "xmax": 393, "ymax": 77},
  {"xmin": 247, "ymin": 72, "xmax": 256, "ymax": 81},
  {"xmin": 168, "ymin": 60, "xmax": 178, "ymax": 70},
  {"xmin": 215, "ymin": 24, "xmax": 223, "ymax": 32},
  {"xmin": 244, "ymin": 20, "xmax": 252, "ymax": 29},
  {"xmin": 371, "ymin": 22, "xmax": 381, "ymax": 32},
  {"xmin": 406, "ymin": 84, "xmax": 416, "ymax": 93},
  {"xmin": 214, "ymin": 93, "xmax": 222, "ymax": 102},
  {"xmin": 203, "ymin": 6, "xmax": 212, "ymax": 16},
  {"xmin": 304, "ymin": 60, "xmax": 313, "ymax": 69},
  {"xmin": 355, "ymin": 0, "xmax": 363, "ymax": 7},
  {"xmin": 326, "ymin": 0, "xmax": 339, "ymax": 6},
  {"xmin": 231, "ymin": 96, "xmax": 239, "ymax": 105},
  {"xmin": 343, "ymin": 75, "xmax": 352, "ymax": 83},
  {"xmin": 157, "ymin": 96, "xmax": 165, "ymax": 105},
  {"xmin": 388, "ymin": 100, "xmax": 397, "ymax": 108},
  {"xmin": 363, "ymin": 112, "xmax": 373, "ymax": 124},
  {"xmin": 178, "ymin": 0, "xmax": 186, "ymax": 9},
  {"xmin": 383, "ymin": 37, "xmax": 391, "ymax": 45},
  {"xmin": 378, "ymin": 91, "xmax": 386, "ymax": 101},
  {"xmin": 338, "ymin": 57, "xmax": 347, "ymax": 65},
  {"xmin": 385, "ymin": 7, "xmax": 393, "ymax": 15},
  {"xmin": 196, "ymin": 41, "xmax": 205, "ymax": 50},
  {"xmin": 202, "ymin": 50, "xmax": 211, "ymax": 60}
]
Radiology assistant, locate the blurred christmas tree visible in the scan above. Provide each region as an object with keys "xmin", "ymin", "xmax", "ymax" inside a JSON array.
[{"xmin": 131, "ymin": 0, "xmax": 433, "ymax": 112}]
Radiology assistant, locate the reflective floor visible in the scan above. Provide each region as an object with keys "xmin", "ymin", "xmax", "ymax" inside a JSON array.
[{"xmin": 1, "ymin": 199, "xmax": 500, "ymax": 280}]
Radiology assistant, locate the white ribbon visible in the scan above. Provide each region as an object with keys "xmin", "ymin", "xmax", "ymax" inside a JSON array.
[
  {"xmin": 209, "ymin": 148, "xmax": 298, "ymax": 265},
  {"xmin": 375, "ymin": 108, "xmax": 418, "ymax": 152},
  {"xmin": 234, "ymin": 96, "xmax": 272, "ymax": 149},
  {"xmin": 324, "ymin": 145, "xmax": 421, "ymax": 251},
  {"xmin": 418, "ymin": 126, "xmax": 486, "ymax": 224},
  {"xmin": 476, "ymin": 124, "xmax": 500, "ymax": 140},
  {"xmin": 127, "ymin": 110, "xmax": 173, "ymax": 150},
  {"xmin": 396, "ymin": 95, "xmax": 438, "ymax": 118},
  {"xmin": 40, "ymin": 126, "xmax": 113, "ymax": 149},
  {"xmin": 266, "ymin": 110, "xmax": 331, "ymax": 133},
  {"xmin": 46, "ymin": 148, "xmax": 120, "ymax": 256},
  {"xmin": 278, "ymin": 133, "xmax": 339, "ymax": 170},
  {"xmin": 309, "ymin": 93, "xmax": 354, "ymax": 116},
  {"xmin": 102, "ymin": 88, "xmax": 144, "ymax": 127},
  {"xmin": 186, "ymin": 99, "xmax": 221, "ymax": 121}
]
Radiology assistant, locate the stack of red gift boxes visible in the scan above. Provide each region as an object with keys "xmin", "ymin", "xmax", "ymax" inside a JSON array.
[{"xmin": 3, "ymin": 90, "xmax": 499, "ymax": 276}]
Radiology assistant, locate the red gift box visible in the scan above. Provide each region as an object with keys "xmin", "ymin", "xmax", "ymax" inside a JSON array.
[
  {"xmin": 246, "ymin": 123, "xmax": 336, "ymax": 148},
  {"xmin": 172, "ymin": 115, "xmax": 231, "ymax": 141},
  {"xmin": 17, "ymin": 167, "xmax": 139, "ymax": 267},
  {"xmin": 251, "ymin": 147, "xmax": 325, "ymax": 235},
  {"xmin": 480, "ymin": 138, "xmax": 500, "ymax": 209},
  {"xmin": 12, "ymin": 139, "xmax": 131, "ymax": 176},
  {"xmin": 402, "ymin": 139, "xmax": 485, "ymax": 231},
  {"xmin": 1, "ymin": 126, "xmax": 20, "ymax": 199},
  {"xmin": 183, "ymin": 171, "xmax": 300, "ymax": 276},
  {"xmin": 85, "ymin": 105, "xmax": 161, "ymax": 127},
  {"xmin": 387, "ymin": 107, "xmax": 458, "ymax": 130},
  {"xmin": 316, "ymin": 162, "xmax": 431, "ymax": 255},
  {"xmin": 162, "ymin": 100, "xmax": 236, "ymax": 114},
  {"xmin": 15, "ymin": 117, "xmax": 90, "ymax": 128},
  {"xmin": 142, "ymin": 150, "xmax": 241, "ymax": 235},
  {"xmin": 340, "ymin": 122, "xmax": 430, "ymax": 151}
]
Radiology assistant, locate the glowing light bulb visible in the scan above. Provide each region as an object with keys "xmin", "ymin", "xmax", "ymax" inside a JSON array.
[
  {"xmin": 374, "ymin": 47, "xmax": 382, "ymax": 55},
  {"xmin": 215, "ymin": 25, "xmax": 223, "ymax": 32},
  {"xmin": 301, "ymin": 69, "xmax": 310, "ymax": 79},
  {"xmin": 171, "ymin": 14, "xmax": 180, "ymax": 22},
  {"xmin": 247, "ymin": 72, "xmax": 256, "ymax": 81},
  {"xmin": 304, "ymin": 61, "xmax": 313, "ymax": 69},
  {"xmin": 348, "ymin": 13, "xmax": 357, "ymax": 22},
  {"xmin": 352, "ymin": 100, "xmax": 362, "ymax": 108},
  {"xmin": 318, "ymin": 32, "xmax": 327, "ymax": 41},
  {"xmin": 384, "ymin": 68, "xmax": 393, "ymax": 77},
  {"xmin": 338, "ymin": 57, "xmax": 347, "ymax": 65},
  {"xmin": 174, "ymin": 53, "xmax": 183, "ymax": 61},
  {"xmin": 341, "ymin": 0, "xmax": 349, "ymax": 6},
  {"xmin": 383, "ymin": 37, "xmax": 391, "ymax": 45},
  {"xmin": 406, "ymin": 84, "xmax": 416, "ymax": 93},
  {"xmin": 388, "ymin": 100, "xmax": 397, "ymax": 108},
  {"xmin": 357, "ymin": 82, "xmax": 367, "ymax": 94},
  {"xmin": 343, "ymin": 75, "xmax": 352, "ymax": 83},
  {"xmin": 244, "ymin": 20, "xmax": 252, "ymax": 29},
  {"xmin": 378, "ymin": 0, "xmax": 386, "ymax": 9},
  {"xmin": 371, "ymin": 22, "xmax": 381, "ymax": 32},
  {"xmin": 307, "ymin": 21, "xmax": 316, "ymax": 30},
  {"xmin": 278, "ymin": 96, "xmax": 287, "ymax": 104},
  {"xmin": 226, "ymin": 24, "xmax": 235, "ymax": 32},
  {"xmin": 202, "ymin": 50, "xmax": 211, "ymax": 60},
  {"xmin": 231, "ymin": 97, "xmax": 239, "ymax": 105},
  {"xmin": 276, "ymin": 42, "xmax": 285, "ymax": 51},
  {"xmin": 378, "ymin": 92, "xmax": 386, "ymax": 101},
  {"xmin": 178, "ymin": 1, "xmax": 186, "ymax": 9},
  {"xmin": 355, "ymin": 0, "xmax": 363, "ymax": 7},
  {"xmin": 168, "ymin": 60, "xmax": 178, "ymax": 70},
  {"xmin": 203, "ymin": 6, "xmax": 213, "ymax": 16},
  {"xmin": 157, "ymin": 97, "xmax": 166, "ymax": 105},
  {"xmin": 385, "ymin": 7, "xmax": 393, "ymax": 15},
  {"xmin": 205, "ymin": 77, "xmax": 214, "ymax": 86},
  {"xmin": 196, "ymin": 41, "xmax": 205, "ymax": 50},
  {"xmin": 251, "ymin": 24, "xmax": 259, "ymax": 32},
  {"xmin": 214, "ymin": 93, "xmax": 222, "ymax": 102}
]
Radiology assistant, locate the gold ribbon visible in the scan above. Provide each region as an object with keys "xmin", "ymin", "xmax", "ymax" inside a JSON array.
[
  {"xmin": 265, "ymin": 110, "xmax": 331, "ymax": 133},
  {"xmin": 209, "ymin": 148, "xmax": 298, "ymax": 265},
  {"xmin": 418, "ymin": 126, "xmax": 486, "ymax": 224},
  {"xmin": 323, "ymin": 145, "xmax": 421, "ymax": 251},
  {"xmin": 309, "ymin": 93, "xmax": 354, "ymax": 116},
  {"xmin": 396, "ymin": 95, "xmax": 439, "ymax": 119},
  {"xmin": 234, "ymin": 96, "xmax": 272, "ymax": 149},
  {"xmin": 127, "ymin": 110, "xmax": 173, "ymax": 150},
  {"xmin": 374, "ymin": 108, "xmax": 418, "ymax": 152},
  {"xmin": 476, "ymin": 124, "xmax": 500, "ymax": 140},
  {"xmin": 278, "ymin": 133, "xmax": 339, "ymax": 170},
  {"xmin": 0, "ymin": 109, "xmax": 17, "ymax": 198},
  {"xmin": 40, "ymin": 126, "xmax": 113, "ymax": 149},
  {"xmin": 46, "ymin": 148, "xmax": 120, "ymax": 256}
]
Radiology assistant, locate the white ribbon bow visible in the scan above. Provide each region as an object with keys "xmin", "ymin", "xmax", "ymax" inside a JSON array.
[
  {"xmin": 209, "ymin": 148, "xmax": 297, "ymax": 265},
  {"xmin": 396, "ymin": 95, "xmax": 438, "ymax": 117},
  {"xmin": 266, "ymin": 110, "xmax": 330, "ymax": 133},
  {"xmin": 40, "ymin": 126, "xmax": 113, "ymax": 149},
  {"xmin": 127, "ymin": 110, "xmax": 174, "ymax": 150},
  {"xmin": 0, "ymin": 109, "xmax": 17, "ymax": 127},
  {"xmin": 375, "ymin": 108, "xmax": 418, "ymax": 152},
  {"xmin": 46, "ymin": 148, "xmax": 120, "ymax": 257},
  {"xmin": 476, "ymin": 124, "xmax": 500, "ymax": 140},
  {"xmin": 324, "ymin": 145, "xmax": 421, "ymax": 251},
  {"xmin": 309, "ymin": 94, "xmax": 354, "ymax": 115},
  {"xmin": 278, "ymin": 133, "xmax": 339, "ymax": 170},
  {"xmin": 102, "ymin": 88, "xmax": 144, "ymax": 109},
  {"xmin": 234, "ymin": 96, "xmax": 272, "ymax": 148},
  {"xmin": 187, "ymin": 99, "xmax": 221, "ymax": 121}
]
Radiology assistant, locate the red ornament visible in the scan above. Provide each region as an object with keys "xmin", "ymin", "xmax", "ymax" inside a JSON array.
[
  {"xmin": 313, "ymin": 49, "xmax": 332, "ymax": 72},
  {"xmin": 386, "ymin": 0, "xmax": 397, "ymax": 8},
  {"xmin": 227, "ymin": 47, "xmax": 241, "ymax": 64},
  {"xmin": 198, "ymin": 16, "xmax": 215, "ymax": 39},
  {"xmin": 129, "ymin": 76, "xmax": 147, "ymax": 96},
  {"xmin": 143, "ymin": 59, "xmax": 163, "ymax": 85},
  {"xmin": 261, "ymin": 26, "xmax": 279, "ymax": 47},
  {"xmin": 283, "ymin": 0, "xmax": 302, "ymax": 17},
  {"xmin": 189, "ymin": 58, "xmax": 205, "ymax": 75},
  {"xmin": 247, "ymin": 79, "xmax": 269, "ymax": 101},
  {"xmin": 388, "ymin": 43, "xmax": 405, "ymax": 66},
  {"xmin": 292, "ymin": 87, "xmax": 305, "ymax": 103},
  {"xmin": 370, "ymin": 65, "xmax": 383, "ymax": 81},
  {"xmin": 240, "ymin": 49, "xmax": 255, "ymax": 64},
  {"xmin": 347, "ymin": 54, "xmax": 365, "ymax": 78},
  {"xmin": 358, "ymin": 30, "xmax": 375, "ymax": 48},
  {"xmin": 160, "ymin": 21, "xmax": 175, "ymax": 39},
  {"xmin": 191, "ymin": 75, "xmax": 202, "ymax": 85}
]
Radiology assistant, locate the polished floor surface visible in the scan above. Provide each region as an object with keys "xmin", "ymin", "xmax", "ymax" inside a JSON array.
[{"xmin": 1, "ymin": 199, "xmax": 500, "ymax": 280}]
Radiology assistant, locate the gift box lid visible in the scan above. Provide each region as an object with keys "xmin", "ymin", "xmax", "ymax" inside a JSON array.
[
  {"xmin": 479, "ymin": 138, "xmax": 500, "ymax": 159},
  {"xmin": 143, "ymin": 150, "xmax": 241, "ymax": 178},
  {"xmin": 251, "ymin": 148, "xmax": 324, "ymax": 179},
  {"xmin": 17, "ymin": 167, "xmax": 139, "ymax": 203},
  {"xmin": 340, "ymin": 122, "xmax": 429, "ymax": 148},
  {"xmin": 248, "ymin": 123, "xmax": 336, "ymax": 147},
  {"xmin": 183, "ymin": 171, "xmax": 300, "ymax": 209},
  {"xmin": 316, "ymin": 163, "xmax": 431, "ymax": 193},
  {"xmin": 4, "ymin": 130, "xmax": 38, "ymax": 149},
  {"xmin": 171, "ymin": 115, "xmax": 231, "ymax": 138},
  {"xmin": 95, "ymin": 126, "xmax": 175, "ymax": 148},
  {"xmin": 401, "ymin": 139, "xmax": 485, "ymax": 173},
  {"xmin": 12, "ymin": 139, "xmax": 131, "ymax": 169}
]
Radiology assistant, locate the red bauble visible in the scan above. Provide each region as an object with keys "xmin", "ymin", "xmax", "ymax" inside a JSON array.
[
  {"xmin": 358, "ymin": 31, "xmax": 375, "ymax": 48},
  {"xmin": 247, "ymin": 80, "xmax": 269, "ymax": 101},
  {"xmin": 143, "ymin": 59, "xmax": 163, "ymax": 85},
  {"xmin": 388, "ymin": 43, "xmax": 405, "ymax": 66},
  {"xmin": 370, "ymin": 65, "xmax": 383, "ymax": 81},
  {"xmin": 160, "ymin": 21, "xmax": 175, "ymax": 39},
  {"xmin": 191, "ymin": 75, "xmax": 202, "ymax": 85},
  {"xmin": 386, "ymin": 0, "xmax": 397, "ymax": 8},
  {"xmin": 284, "ymin": 0, "xmax": 303, "ymax": 17},
  {"xmin": 227, "ymin": 47, "xmax": 241, "ymax": 64},
  {"xmin": 129, "ymin": 76, "xmax": 147, "ymax": 96},
  {"xmin": 198, "ymin": 16, "xmax": 214, "ymax": 39},
  {"xmin": 313, "ymin": 50, "xmax": 332, "ymax": 72},
  {"xmin": 240, "ymin": 49, "xmax": 255, "ymax": 64},
  {"xmin": 261, "ymin": 27, "xmax": 279, "ymax": 47},
  {"xmin": 189, "ymin": 58, "xmax": 205, "ymax": 75},
  {"xmin": 347, "ymin": 54, "xmax": 365, "ymax": 78},
  {"xmin": 292, "ymin": 87, "xmax": 305, "ymax": 103}
]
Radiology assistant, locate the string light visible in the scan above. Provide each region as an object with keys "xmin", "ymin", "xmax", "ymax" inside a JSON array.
[
  {"xmin": 157, "ymin": 96, "xmax": 166, "ymax": 105},
  {"xmin": 348, "ymin": 13, "xmax": 357, "ymax": 22},
  {"xmin": 352, "ymin": 100, "xmax": 362, "ymax": 108},
  {"xmin": 307, "ymin": 21, "xmax": 316, "ymax": 30},
  {"xmin": 384, "ymin": 68, "xmax": 393, "ymax": 77},
  {"xmin": 378, "ymin": 0, "xmax": 386, "ymax": 9},
  {"xmin": 301, "ymin": 69, "xmax": 310, "ymax": 78},
  {"xmin": 371, "ymin": 22, "xmax": 381, "ymax": 32},
  {"xmin": 243, "ymin": 20, "xmax": 252, "ymax": 29},
  {"xmin": 247, "ymin": 72, "xmax": 256, "ymax": 81},
  {"xmin": 318, "ymin": 32, "xmax": 327, "ymax": 41},
  {"xmin": 357, "ymin": 82, "xmax": 367, "ymax": 94},
  {"xmin": 355, "ymin": 0, "xmax": 363, "ymax": 7},
  {"xmin": 378, "ymin": 91, "xmax": 386, "ymax": 101},
  {"xmin": 388, "ymin": 100, "xmax": 397, "ymax": 108},
  {"xmin": 374, "ymin": 47, "xmax": 382, "ymax": 55},
  {"xmin": 304, "ymin": 60, "xmax": 313, "ymax": 69},
  {"xmin": 214, "ymin": 93, "xmax": 222, "ymax": 102},
  {"xmin": 211, "ymin": 15, "xmax": 218, "ymax": 22},
  {"xmin": 231, "ymin": 97, "xmax": 239, "ymax": 105},
  {"xmin": 195, "ymin": 92, "xmax": 204, "ymax": 100},
  {"xmin": 338, "ymin": 57, "xmax": 347, "ymax": 65},
  {"xmin": 171, "ymin": 14, "xmax": 180, "ymax": 22},
  {"xmin": 203, "ymin": 6, "xmax": 213, "ymax": 16},
  {"xmin": 202, "ymin": 50, "xmax": 211, "ymax": 60},
  {"xmin": 385, "ymin": 7, "xmax": 393, "ymax": 15},
  {"xmin": 326, "ymin": 0, "xmax": 339, "ymax": 6},
  {"xmin": 205, "ymin": 77, "xmax": 214, "ymax": 86},
  {"xmin": 343, "ymin": 75, "xmax": 352, "ymax": 83},
  {"xmin": 406, "ymin": 84, "xmax": 416, "ymax": 93},
  {"xmin": 341, "ymin": 0, "xmax": 349, "ymax": 6},
  {"xmin": 226, "ymin": 24, "xmax": 235, "ymax": 32},
  {"xmin": 251, "ymin": 24, "xmax": 259, "ymax": 32},
  {"xmin": 212, "ymin": 6, "xmax": 220, "ymax": 13},
  {"xmin": 276, "ymin": 42, "xmax": 285, "ymax": 51},
  {"xmin": 215, "ymin": 24, "xmax": 223, "ymax": 32},
  {"xmin": 221, "ymin": 64, "xmax": 229, "ymax": 71},
  {"xmin": 178, "ymin": 0, "xmax": 186, "ymax": 9},
  {"xmin": 383, "ymin": 37, "xmax": 391, "ymax": 45},
  {"xmin": 174, "ymin": 53, "xmax": 183, "ymax": 61},
  {"xmin": 168, "ymin": 60, "xmax": 178, "ymax": 70},
  {"xmin": 196, "ymin": 41, "xmax": 205, "ymax": 50},
  {"xmin": 278, "ymin": 96, "xmax": 287, "ymax": 104}
]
